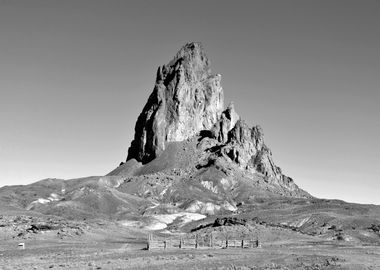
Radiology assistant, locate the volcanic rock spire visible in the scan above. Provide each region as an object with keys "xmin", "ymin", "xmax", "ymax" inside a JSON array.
[
  {"xmin": 127, "ymin": 42, "xmax": 224, "ymax": 163},
  {"xmin": 114, "ymin": 42, "xmax": 309, "ymax": 198}
]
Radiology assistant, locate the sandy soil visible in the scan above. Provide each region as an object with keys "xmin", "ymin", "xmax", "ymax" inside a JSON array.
[{"xmin": 1, "ymin": 236, "xmax": 379, "ymax": 270}]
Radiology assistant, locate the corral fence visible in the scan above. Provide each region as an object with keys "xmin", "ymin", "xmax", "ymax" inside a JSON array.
[{"xmin": 147, "ymin": 232, "xmax": 261, "ymax": 250}]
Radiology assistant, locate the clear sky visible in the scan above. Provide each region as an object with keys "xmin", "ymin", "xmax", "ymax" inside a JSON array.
[{"xmin": 1, "ymin": 0, "xmax": 379, "ymax": 204}]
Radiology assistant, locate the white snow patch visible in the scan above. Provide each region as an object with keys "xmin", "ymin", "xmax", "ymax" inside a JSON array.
[
  {"xmin": 179, "ymin": 213, "xmax": 206, "ymax": 224},
  {"xmin": 152, "ymin": 212, "xmax": 205, "ymax": 224},
  {"xmin": 220, "ymin": 178, "xmax": 230, "ymax": 189},
  {"xmin": 201, "ymin": 181, "xmax": 218, "ymax": 193},
  {"xmin": 36, "ymin": 198, "xmax": 50, "ymax": 204},
  {"xmin": 289, "ymin": 217, "xmax": 310, "ymax": 228},
  {"xmin": 186, "ymin": 200, "xmax": 220, "ymax": 215},
  {"xmin": 144, "ymin": 221, "xmax": 167, "ymax": 230},
  {"xmin": 220, "ymin": 178, "xmax": 236, "ymax": 190},
  {"xmin": 222, "ymin": 201, "xmax": 237, "ymax": 212},
  {"xmin": 48, "ymin": 193, "xmax": 60, "ymax": 201},
  {"xmin": 185, "ymin": 200, "xmax": 236, "ymax": 215},
  {"xmin": 98, "ymin": 177, "xmax": 125, "ymax": 188},
  {"xmin": 142, "ymin": 212, "xmax": 206, "ymax": 231},
  {"xmin": 27, "ymin": 193, "xmax": 62, "ymax": 210}
]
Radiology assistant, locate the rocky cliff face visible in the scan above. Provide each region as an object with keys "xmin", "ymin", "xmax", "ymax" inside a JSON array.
[
  {"xmin": 203, "ymin": 102, "xmax": 296, "ymax": 190},
  {"xmin": 127, "ymin": 42, "xmax": 224, "ymax": 164},
  {"xmin": 124, "ymin": 42, "xmax": 304, "ymax": 196}
]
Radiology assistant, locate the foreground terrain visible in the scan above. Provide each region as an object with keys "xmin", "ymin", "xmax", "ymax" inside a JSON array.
[
  {"xmin": 0, "ymin": 203, "xmax": 379, "ymax": 270},
  {"xmin": 0, "ymin": 229, "xmax": 379, "ymax": 270}
]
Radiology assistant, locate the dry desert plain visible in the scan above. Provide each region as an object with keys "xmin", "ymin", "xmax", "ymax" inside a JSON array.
[{"xmin": 1, "ymin": 216, "xmax": 380, "ymax": 270}]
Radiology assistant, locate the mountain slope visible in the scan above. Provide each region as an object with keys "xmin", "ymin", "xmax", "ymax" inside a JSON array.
[
  {"xmin": 1, "ymin": 42, "xmax": 379, "ymax": 246},
  {"xmin": 111, "ymin": 42, "xmax": 309, "ymax": 202}
]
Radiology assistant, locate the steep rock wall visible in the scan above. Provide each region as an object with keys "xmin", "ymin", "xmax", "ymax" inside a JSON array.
[{"xmin": 127, "ymin": 42, "xmax": 224, "ymax": 163}]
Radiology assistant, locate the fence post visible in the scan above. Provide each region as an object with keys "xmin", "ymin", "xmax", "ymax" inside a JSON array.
[
  {"xmin": 241, "ymin": 239, "xmax": 244, "ymax": 248},
  {"xmin": 195, "ymin": 234, "xmax": 198, "ymax": 249},
  {"xmin": 179, "ymin": 237, "xmax": 182, "ymax": 249},
  {"xmin": 256, "ymin": 238, "xmax": 261, "ymax": 248},
  {"xmin": 147, "ymin": 234, "xmax": 151, "ymax": 250},
  {"xmin": 164, "ymin": 239, "xmax": 167, "ymax": 250}
]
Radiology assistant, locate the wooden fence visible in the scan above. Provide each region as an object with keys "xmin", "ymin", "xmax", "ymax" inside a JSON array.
[{"xmin": 147, "ymin": 233, "xmax": 261, "ymax": 250}]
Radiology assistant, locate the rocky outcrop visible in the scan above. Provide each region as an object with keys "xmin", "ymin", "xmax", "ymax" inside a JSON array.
[
  {"xmin": 211, "ymin": 102, "xmax": 240, "ymax": 143},
  {"xmin": 124, "ymin": 41, "xmax": 302, "ymax": 194},
  {"xmin": 220, "ymin": 120, "xmax": 282, "ymax": 179},
  {"xmin": 206, "ymin": 104, "xmax": 283, "ymax": 181},
  {"xmin": 127, "ymin": 42, "xmax": 224, "ymax": 163}
]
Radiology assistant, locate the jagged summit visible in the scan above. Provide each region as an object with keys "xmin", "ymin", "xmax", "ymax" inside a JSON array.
[
  {"xmin": 124, "ymin": 42, "xmax": 297, "ymax": 190},
  {"xmin": 127, "ymin": 42, "xmax": 224, "ymax": 164},
  {"xmin": 107, "ymin": 42, "xmax": 310, "ymax": 215}
]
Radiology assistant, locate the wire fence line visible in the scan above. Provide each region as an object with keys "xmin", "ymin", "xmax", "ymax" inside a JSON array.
[{"xmin": 147, "ymin": 231, "xmax": 261, "ymax": 250}]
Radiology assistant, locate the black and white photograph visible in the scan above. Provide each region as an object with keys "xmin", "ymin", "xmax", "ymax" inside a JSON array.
[{"xmin": 0, "ymin": 0, "xmax": 379, "ymax": 269}]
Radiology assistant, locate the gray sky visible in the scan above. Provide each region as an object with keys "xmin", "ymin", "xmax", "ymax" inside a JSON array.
[{"xmin": 1, "ymin": 0, "xmax": 379, "ymax": 204}]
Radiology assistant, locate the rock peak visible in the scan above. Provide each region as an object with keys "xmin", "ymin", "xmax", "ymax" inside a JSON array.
[
  {"xmin": 113, "ymin": 43, "xmax": 309, "ymax": 200},
  {"xmin": 173, "ymin": 42, "xmax": 207, "ymax": 63},
  {"xmin": 164, "ymin": 42, "xmax": 211, "ymax": 84},
  {"xmin": 127, "ymin": 42, "xmax": 224, "ymax": 163}
]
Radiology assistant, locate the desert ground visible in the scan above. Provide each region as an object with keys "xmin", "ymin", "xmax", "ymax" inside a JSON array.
[
  {"xmin": 1, "ymin": 218, "xmax": 379, "ymax": 270},
  {"xmin": 1, "ymin": 237, "xmax": 379, "ymax": 270}
]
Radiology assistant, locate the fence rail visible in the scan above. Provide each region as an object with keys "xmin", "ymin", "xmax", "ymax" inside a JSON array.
[{"xmin": 147, "ymin": 233, "xmax": 261, "ymax": 250}]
